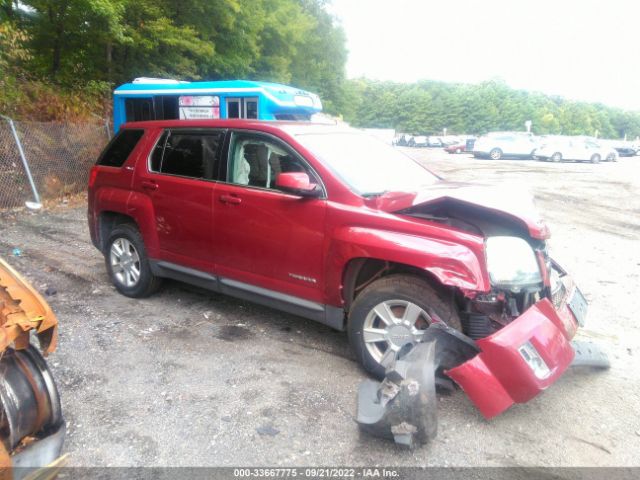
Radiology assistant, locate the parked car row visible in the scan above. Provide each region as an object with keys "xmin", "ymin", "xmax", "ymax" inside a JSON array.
[
  {"xmin": 471, "ymin": 131, "xmax": 622, "ymax": 163},
  {"xmin": 534, "ymin": 136, "xmax": 617, "ymax": 163},
  {"xmin": 394, "ymin": 134, "xmax": 469, "ymax": 148}
]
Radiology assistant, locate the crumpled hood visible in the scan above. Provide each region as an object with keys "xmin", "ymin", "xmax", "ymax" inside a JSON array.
[{"xmin": 366, "ymin": 181, "xmax": 550, "ymax": 239}]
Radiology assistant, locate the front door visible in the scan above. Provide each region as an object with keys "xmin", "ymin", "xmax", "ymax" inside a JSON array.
[
  {"xmin": 134, "ymin": 128, "xmax": 224, "ymax": 271},
  {"xmin": 212, "ymin": 131, "xmax": 327, "ymax": 304}
]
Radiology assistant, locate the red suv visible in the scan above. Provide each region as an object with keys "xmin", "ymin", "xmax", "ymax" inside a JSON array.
[{"xmin": 88, "ymin": 120, "xmax": 586, "ymax": 418}]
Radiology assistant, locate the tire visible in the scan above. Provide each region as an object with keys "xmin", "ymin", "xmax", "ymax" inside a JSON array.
[
  {"xmin": 606, "ymin": 154, "xmax": 616, "ymax": 162},
  {"xmin": 105, "ymin": 223, "xmax": 162, "ymax": 298},
  {"xmin": 489, "ymin": 148, "xmax": 502, "ymax": 160},
  {"xmin": 551, "ymin": 152, "xmax": 562, "ymax": 162},
  {"xmin": 590, "ymin": 154, "xmax": 601, "ymax": 164},
  {"xmin": 348, "ymin": 274, "xmax": 462, "ymax": 380},
  {"xmin": 456, "ymin": 148, "xmax": 462, "ymax": 154}
]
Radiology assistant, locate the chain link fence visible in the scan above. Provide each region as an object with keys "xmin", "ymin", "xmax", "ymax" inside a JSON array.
[{"xmin": 0, "ymin": 116, "xmax": 110, "ymax": 209}]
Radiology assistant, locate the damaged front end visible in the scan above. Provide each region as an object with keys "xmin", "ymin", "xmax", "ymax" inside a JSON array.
[
  {"xmin": 358, "ymin": 196, "xmax": 609, "ymax": 447},
  {"xmin": 0, "ymin": 258, "xmax": 65, "ymax": 478},
  {"xmin": 449, "ymin": 246, "xmax": 594, "ymax": 418}
]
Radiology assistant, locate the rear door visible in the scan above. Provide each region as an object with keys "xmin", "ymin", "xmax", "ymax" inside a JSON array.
[
  {"xmin": 133, "ymin": 128, "xmax": 224, "ymax": 271},
  {"xmin": 211, "ymin": 130, "xmax": 327, "ymax": 304}
]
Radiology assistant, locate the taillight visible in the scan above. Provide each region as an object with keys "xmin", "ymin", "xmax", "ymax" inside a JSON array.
[{"xmin": 88, "ymin": 166, "xmax": 99, "ymax": 188}]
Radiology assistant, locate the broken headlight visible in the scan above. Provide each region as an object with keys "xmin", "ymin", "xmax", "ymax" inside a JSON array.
[{"xmin": 485, "ymin": 236, "xmax": 542, "ymax": 290}]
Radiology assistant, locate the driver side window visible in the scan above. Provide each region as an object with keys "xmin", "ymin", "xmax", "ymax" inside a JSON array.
[{"xmin": 227, "ymin": 132, "xmax": 317, "ymax": 191}]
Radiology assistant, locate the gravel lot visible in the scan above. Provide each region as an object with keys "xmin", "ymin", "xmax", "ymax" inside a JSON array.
[{"xmin": 1, "ymin": 149, "xmax": 639, "ymax": 467}]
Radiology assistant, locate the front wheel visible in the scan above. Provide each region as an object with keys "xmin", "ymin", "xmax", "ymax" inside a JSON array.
[
  {"xmin": 590, "ymin": 154, "xmax": 601, "ymax": 164},
  {"xmin": 348, "ymin": 275, "xmax": 462, "ymax": 379},
  {"xmin": 551, "ymin": 152, "xmax": 562, "ymax": 162},
  {"xmin": 489, "ymin": 148, "xmax": 502, "ymax": 160},
  {"xmin": 105, "ymin": 224, "xmax": 162, "ymax": 298}
]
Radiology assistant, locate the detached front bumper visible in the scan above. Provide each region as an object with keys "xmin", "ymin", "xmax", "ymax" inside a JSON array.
[{"xmin": 447, "ymin": 287, "xmax": 582, "ymax": 419}]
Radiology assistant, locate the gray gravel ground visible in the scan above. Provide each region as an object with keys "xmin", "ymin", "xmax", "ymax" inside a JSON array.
[{"xmin": 1, "ymin": 149, "xmax": 639, "ymax": 467}]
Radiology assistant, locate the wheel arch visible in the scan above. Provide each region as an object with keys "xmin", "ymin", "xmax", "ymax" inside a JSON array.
[
  {"xmin": 342, "ymin": 257, "xmax": 458, "ymax": 312},
  {"xmin": 328, "ymin": 227, "xmax": 489, "ymax": 311},
  {"xmin": 98, "ymin": 211, "xmax": 140, "ymax": 252},
  {"xmin": 95, "ymin": 190, "xmax": 159, "ymax": 256}
]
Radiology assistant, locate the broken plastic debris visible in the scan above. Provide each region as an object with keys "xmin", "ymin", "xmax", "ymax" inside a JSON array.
[
  {"xmin": 570, "ymin": 341, "xmax": 610, "ymax": 369},
  {"xmin": 356, "ymin": 323, "xmax": 479, "ymax": 447}
]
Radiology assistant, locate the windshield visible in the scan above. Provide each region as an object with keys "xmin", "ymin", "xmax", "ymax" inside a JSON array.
[{"xmin": 295, "ymin": 131, "xmax": 439, "ymax": 195}]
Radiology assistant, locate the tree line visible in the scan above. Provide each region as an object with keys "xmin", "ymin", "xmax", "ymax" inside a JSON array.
[
  {"xmin": 0, "ymin": 0, "xmax": 347, "ymax": 117},
  {"xmin": 1, "ymin": 0, "xmax": 640, "ymax": 139},
  {"xmin": 342, "ymin": 79, "xmax": 640, "ymax": 139}
]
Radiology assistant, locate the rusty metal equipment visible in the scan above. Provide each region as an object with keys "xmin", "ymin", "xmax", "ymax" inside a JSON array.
[{"xmin": 0, "ymin": 258, "xmax": 64, "ymax": 477}]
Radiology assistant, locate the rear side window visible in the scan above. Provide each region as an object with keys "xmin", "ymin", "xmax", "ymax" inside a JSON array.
[
  {"xmin": 97, "ymin": 129, "xmax": 144, "ymax": 167},
  {"xmin": 162, "ymin": 134, "xmax": 205, "ymax": 177},
  {"xmin": 150, "ymin": 130, "xmax": 223, "ymax": 179}
]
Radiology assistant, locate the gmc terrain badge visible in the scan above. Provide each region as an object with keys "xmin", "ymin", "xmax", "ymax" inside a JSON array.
[{"xmin": 288, "ymin": 273, "xmax": 317, "ymax": 284}]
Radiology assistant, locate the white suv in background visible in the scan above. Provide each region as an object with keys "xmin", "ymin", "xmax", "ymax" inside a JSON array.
[
  {"xmin": 473, "ymin": 132, "xmax": 538, "ymax": 160},
  {"xmin": 534, "ymin": 137, "xmax": 617, "ymax": 163}
]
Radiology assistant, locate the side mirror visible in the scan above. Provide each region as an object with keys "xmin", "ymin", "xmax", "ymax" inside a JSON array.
[{"xmin": 275, "ymin": 172, "xmax": 321, "ymax": 197}]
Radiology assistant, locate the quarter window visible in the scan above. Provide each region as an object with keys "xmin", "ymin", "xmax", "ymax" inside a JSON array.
[{"xmin": 97, "ymin": 129, "xmax": 144, "ymax": 167}]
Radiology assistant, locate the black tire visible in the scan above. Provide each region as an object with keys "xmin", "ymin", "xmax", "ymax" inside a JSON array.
[
  {"xmin": 348, "ymin": 274, "xmax": 462, "ymax": 380},
  {"xmin": 489, "ymin": 148, "xmax": 502, "ymax": 160},
  {"xmin": 551, "ymin": 152, "xmax": 562, "ymax": 162},
  {"xmin": 590, "ymin": 154, "xmax": 601, "ymax": 164},
  {"xmin": 105, "ymin": 223, "xmax": 162, "ymax": 298}
]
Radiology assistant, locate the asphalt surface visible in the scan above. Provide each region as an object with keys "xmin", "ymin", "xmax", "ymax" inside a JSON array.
[{"xmin": 1, "ymin": 149, "xmax": 638, "ymax": 467}]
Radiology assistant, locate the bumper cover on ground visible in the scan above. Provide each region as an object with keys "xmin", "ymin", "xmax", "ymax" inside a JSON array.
[{"xmin": 446, "ymin": 298, "xmax": 576, "ymax": 418}]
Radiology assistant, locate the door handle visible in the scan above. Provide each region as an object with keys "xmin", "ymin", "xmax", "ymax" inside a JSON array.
[
  {"xmin": 141, "ymin": 180, "xmax": 158, "ymax": 191},
  {"xmin": 219, "ymin": 194, "xmax": 242, "ymax": 205}
]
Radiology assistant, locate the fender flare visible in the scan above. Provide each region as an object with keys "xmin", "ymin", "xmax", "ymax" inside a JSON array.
[{"xmin": 95, "ymin": 189, "xmax": 159, "ymax": 257}]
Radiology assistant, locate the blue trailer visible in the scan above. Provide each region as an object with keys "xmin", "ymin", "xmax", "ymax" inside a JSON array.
[{"xmin": 113, "ymin": 78, "xmax": 323, "ymax": 132}]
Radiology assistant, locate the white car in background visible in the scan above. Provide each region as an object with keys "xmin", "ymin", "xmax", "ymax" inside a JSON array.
[
  {"xmin": 534, "ymin": 137, "xmax": 617, "ymax": 163},
  {"xmin": 473, "ymin": 132, "xmax": 538, "ymax": 160}
]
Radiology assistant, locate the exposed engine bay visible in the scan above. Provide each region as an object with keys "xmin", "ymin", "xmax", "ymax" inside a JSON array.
[{"xmin": 400, "ymin": 198, "xmax": 571, "ymax": 340}]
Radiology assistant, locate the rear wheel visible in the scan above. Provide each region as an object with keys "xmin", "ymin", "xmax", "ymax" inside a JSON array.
[
  {"xmin": 489, "ymin": 148, "xmax": 502, "ymax": 160},
  {"xmin": 456, "ymin": 148, "xmax": 462, "ymax": 154},
  {"xmin": 551, "ymin": 152, "xmax": 562, "ymax": 162},
  {"xmin": 590, "ymin": 154, "xmax": 601, "ymax": 164},
  {"xmin": 348, "ymin": 274, "xmax": 461, "ymax": 379},
  {"xmin": 105, "ymin": 224, "xmax": 162, "ymax": 298}
]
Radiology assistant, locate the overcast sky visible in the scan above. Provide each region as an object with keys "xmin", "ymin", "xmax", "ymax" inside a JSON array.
[{"xmin": 329, "ymin": 0, "xmax": 640, "ymax": 111}]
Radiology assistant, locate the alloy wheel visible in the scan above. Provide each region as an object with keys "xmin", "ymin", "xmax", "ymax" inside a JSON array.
[
  {"xmin": 362, "ymin": 300, "xmax": 432, "ymax": 367},
  {"xmin": 110, "ymin": 238, "xmax": 141, "ymax": 288}
]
